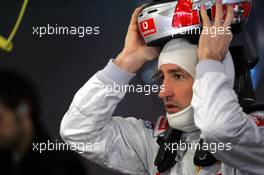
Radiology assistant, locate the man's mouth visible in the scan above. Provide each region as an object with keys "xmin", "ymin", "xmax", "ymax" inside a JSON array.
[{"xmin": 165, "ymin": 103, "xmax": 181, "ymax": 114}]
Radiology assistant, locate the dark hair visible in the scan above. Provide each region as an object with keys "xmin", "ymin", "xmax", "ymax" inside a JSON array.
[{"xmin": 0, "ymin": 70, "xmax": 41, "ymax": 125}]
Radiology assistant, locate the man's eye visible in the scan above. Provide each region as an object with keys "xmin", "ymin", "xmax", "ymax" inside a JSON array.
[{"xmin": 173, "ymin": 74, "xmax": 184, "ymax": 80}]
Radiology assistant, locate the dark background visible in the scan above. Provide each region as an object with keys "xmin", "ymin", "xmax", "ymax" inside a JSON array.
[{"xmin": 0, "ymin": 0, "xmax": 263, "ymax": 175}]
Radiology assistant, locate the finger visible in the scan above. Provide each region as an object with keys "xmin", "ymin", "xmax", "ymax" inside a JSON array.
[
  {"xmin": 229, "ymin": 33, "xmax": 233, "ymax": 43},
  {"xmin": 200, "ymin": 5, "xmax": 211, "ymax": 27},
  {"xmin": 129, "ymin": 6, "xmax": 143, "ymax": 27},
  {"xmin": 214, "ymin": 0, "xmax": 223, "ymax": 26},
  {"xmin": 223, "ymin": 4, "xmax": 234, "ymax": 27}
]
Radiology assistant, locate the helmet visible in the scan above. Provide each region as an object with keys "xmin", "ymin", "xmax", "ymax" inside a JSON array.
[{"xmin": 138, "ymin": 0, "xmax": 252, "ymax": 46}]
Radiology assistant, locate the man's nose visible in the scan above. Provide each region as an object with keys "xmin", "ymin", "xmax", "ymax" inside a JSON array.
[{"xmin": 158, "ymin": 80, "xmax": 174, "ymax": 99}]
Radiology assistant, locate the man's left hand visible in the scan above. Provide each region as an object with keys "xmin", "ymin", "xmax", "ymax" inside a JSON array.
[{"xmin": 198, "ymin": 0, "xmax": 234, "ymax": 62}]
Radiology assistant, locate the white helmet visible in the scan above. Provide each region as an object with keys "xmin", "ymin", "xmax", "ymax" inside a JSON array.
[{"xmin": 138, "ymin": 0, "xmax": 252, "ymax": 45}]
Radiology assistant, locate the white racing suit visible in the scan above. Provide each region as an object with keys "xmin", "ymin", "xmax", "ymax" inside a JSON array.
[{"xmin": 60, "ymin": 59, "xmax": 264, "ymax": 175}]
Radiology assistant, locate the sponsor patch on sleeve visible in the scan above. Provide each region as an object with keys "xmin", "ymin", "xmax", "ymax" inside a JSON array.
[
  {"xmin": 144, "ymin": 120, "xmax": 154, "ymax": 129},
  {"xmin": 249, "ymin": 111, "xmax": 264, "ymax": 127}
]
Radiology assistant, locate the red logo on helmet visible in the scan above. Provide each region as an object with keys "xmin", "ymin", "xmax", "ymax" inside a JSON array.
[{"xmin": 139, "ymin": 18, "xmax": 157, "ymax": 37}]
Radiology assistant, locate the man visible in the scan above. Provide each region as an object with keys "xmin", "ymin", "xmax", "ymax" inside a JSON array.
[
  {"xmin": 0, "ymin": 70, "xmax": 87, "ymax": 175},
  {"xmin": 60, "ymin": 0, "xmax": 264, "ymax": 174}
]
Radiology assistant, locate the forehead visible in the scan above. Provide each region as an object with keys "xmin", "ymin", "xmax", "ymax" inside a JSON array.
[
  {"xmin": 0, "ymin": 102, "xmax": 16, "ymax": 112},
  {"xmin": 0, "ymin": 103, "xmax": 10, "ymax": 113}
]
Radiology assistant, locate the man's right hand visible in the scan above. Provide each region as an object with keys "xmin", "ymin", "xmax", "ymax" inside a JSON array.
[{"xmin": 114, "ymin": 7, "xmax": 161, "ymax": 73}]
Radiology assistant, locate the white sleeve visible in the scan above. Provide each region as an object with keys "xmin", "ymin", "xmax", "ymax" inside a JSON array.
[
  {"xmin": 192, "ymin": 60, "xmax": 264, "ymax": 175},
  {"xmin": 60, "ymin": 60, "xmax": 154, "ymax": 175}
]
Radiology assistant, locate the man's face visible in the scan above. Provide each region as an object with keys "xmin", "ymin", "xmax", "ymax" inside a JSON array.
[
  {"xmin": 0, "ymin": 104, "xmax": 20, "ymax": 149},
  {"xmin": 158, "ymin": 64, "xmax": 194, "ymax": 114}
]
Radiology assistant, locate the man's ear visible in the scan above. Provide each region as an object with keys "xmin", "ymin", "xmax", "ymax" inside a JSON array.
[
  {"xmin": 16, "ymin": 103, "xmax": 33, "ymax": 131},
  {"xmin": 16, "ymin": 103, "xmax": 30, "ymax": 119}
]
